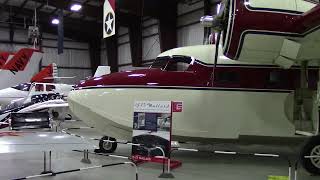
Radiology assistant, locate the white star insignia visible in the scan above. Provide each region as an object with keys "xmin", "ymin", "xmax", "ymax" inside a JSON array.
[{"xmin": 105, "ymin": 13, "xmax": 114, "ymax": 33}]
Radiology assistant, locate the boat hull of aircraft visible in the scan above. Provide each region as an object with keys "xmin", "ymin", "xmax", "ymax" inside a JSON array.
[{"xmin": 68, "ymin": 87, "xmax": 302, "ymax": 142}]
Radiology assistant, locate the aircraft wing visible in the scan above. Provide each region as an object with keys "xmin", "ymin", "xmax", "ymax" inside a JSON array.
[
  {"xmin": 0, "ymin": 131, "xmax": 94, "ymax": 153},
  {"xmin": 27, "ymin": 102, "xmax": 69, "ymax": 110},
  {"xmin": 19, "ymin": 100, "xmax": 68, "ymax": 113}
]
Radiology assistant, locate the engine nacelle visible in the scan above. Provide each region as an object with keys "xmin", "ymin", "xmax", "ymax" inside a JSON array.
[{"xmin": 219, "ymin": 0, "xmax": 320, "ymax": 64}]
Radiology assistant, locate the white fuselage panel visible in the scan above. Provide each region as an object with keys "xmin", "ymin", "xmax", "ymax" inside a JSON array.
[{"xmin": 68, "ymin": 88, "xmax": 296, "ymax": 141}]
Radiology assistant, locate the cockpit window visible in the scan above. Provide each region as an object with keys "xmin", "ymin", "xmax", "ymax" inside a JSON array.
[
  {"xmin": 150, "ymin": 56, "xmax": 192, "ymax": 72},
  {"xmin": 12, "ymin": 83, "xmax": 31, "ymax": 91}
]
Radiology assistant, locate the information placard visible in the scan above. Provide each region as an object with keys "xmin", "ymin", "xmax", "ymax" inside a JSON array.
[{"xmin": 132, "ymin": 101, "xmax": 172, "ymax": 161}]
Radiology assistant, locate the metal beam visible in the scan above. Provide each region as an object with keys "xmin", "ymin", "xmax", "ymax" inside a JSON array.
[
  {"xmin": 13, "ymin": 0, "xmax": 29, "ymax": 18},
  {"xmin": 1, "ymin": 4, "xmax": 100, "ymax": 39},
  {"xmin": 129, "ymin": 16, "xmax": 142, "ymax": 67},
  {"xmin": 105, "ymin": 26, "xmax": 119, "ymax": 73},
  {"xmin": 9, "ymin": 19, "xmax": 14, "ymax": 43},
  {"xmin": 30, "ymin": 0, "xmax": 101, "ymax": 18},
  {"xmin": 89, "ymin": 39, "xmax": 102, "ymax": 74},
  {"xmin": 158, "ymin": 1, "xmax": 177, "ymax": 52}
]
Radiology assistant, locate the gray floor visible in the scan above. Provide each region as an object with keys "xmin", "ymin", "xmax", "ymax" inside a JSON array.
[{"xmin": 0, "ymin": 121, "xmax": 319, "ymax": 180}]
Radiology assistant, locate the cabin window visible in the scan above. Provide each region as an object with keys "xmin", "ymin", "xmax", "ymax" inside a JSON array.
[
  {"xmin": 151, "ymin": 59, "xmax": 168, "ymax": 70},
  {"xmin": 216, "ymin": 71, "xmax": 239, "ymax": 83},
  {"xmin": 151, "ymin": 56, "xmax": 192, "ymax": 72},
  {"xmin": 12, "ymin": 83, "xmax": 31, "ymax": 91},
  {"xmin": 166, "ymin": 61, "xmax": 190, "ymax": 72},
  {"xmin": 268, "ymin": 71, "xmax": 282, "ymax": 84},
  {"xmin": 46, "ymin": 85, "xmax": 56, "ymax": 91},
  {"xmin": 35, "ymin": 84, "xmax": 44, "ymax": 91}
]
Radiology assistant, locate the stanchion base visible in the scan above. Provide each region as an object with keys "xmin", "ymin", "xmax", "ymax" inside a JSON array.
[
  {"xmin": 41, "ymin": 171, "xmax": 54, "ymax": 175},
  {"xmin": 81, "ymin": 158, "xmax": 92, "ymax": 164},
  {"xmin": 159, "ymin": 173, "xmax": 175, "ymax": 178}
]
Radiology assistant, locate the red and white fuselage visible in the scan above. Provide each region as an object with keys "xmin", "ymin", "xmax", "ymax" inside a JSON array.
[
  {"xmin": 68, "ymin": 45, "xmax": 320, "ymax": 142},
  {"xmin": 68, "ymin": 0, "xmax": 320, "ymax": 142}
]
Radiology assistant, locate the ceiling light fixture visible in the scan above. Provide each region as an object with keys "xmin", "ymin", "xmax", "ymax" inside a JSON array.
[
  {"xmin": 70, "ymin": 4, "xmax": 82, "ymax": 11},
  {"xmin": 51, "ymin": 18, "xmax": 59, "ymax": 25}
]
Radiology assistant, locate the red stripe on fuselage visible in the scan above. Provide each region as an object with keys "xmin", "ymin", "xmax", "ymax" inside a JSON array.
[{"xmin": 76, "ymin": 62, "xmax": 319, "ymax": 91}]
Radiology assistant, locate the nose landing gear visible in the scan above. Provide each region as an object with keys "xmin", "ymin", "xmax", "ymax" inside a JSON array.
[
  {"xmin": 96, "ymin": 136, "xmax": 118, "ymax": 153},
  {"xmin": 300, "ymin": 135, "xmax": 320, "ymax": 175}
]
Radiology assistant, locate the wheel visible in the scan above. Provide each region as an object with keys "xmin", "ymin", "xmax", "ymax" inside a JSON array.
[
  {"xmin": 300, "ymin": 135, "xmax": 320, "ymax": 175},
  {"xmin": 52, "ymin": 111, "xmax": 59, "ymax": 118},
  {"xmin": 98, "ymin": 136, "xmax": 117, "ymax": 153}
]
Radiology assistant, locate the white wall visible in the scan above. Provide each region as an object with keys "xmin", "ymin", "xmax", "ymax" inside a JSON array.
[
  {"xmin": 41, "ymin": 33, "xmax": 92, "ymax": 84},
  {"xmin": 118, "ymin": 27, "xmax": 131, "ymax": 65},
  {"xmin": 177, "ymin": 0, "xmax": 205, "ymax": 47},
  {"xmin": 142, "ymin": 18, "xmax": 160, "ymax": 62},
  {"xmin": 0, "ymin": 26, "xmax": 92, "ymax": 84}
]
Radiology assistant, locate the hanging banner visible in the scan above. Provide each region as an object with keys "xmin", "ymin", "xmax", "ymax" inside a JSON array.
[
  {"xmin": 103, "ymin": 0, "xmax": 116, "ymax": 38},
  {"xmin": 132, "ymin": 101, "xmax": 172, "ymax": 161},
  {"xmin": 57, "ymin": 9, "xmax": 64, "ymax": 54}
]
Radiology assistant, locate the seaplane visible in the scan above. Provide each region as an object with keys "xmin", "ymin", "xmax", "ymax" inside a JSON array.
[{"xmin": 68, "ymin": 0, "xmax": 320, "ymax": 175}]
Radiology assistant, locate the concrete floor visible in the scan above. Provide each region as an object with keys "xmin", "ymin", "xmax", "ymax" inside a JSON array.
[{"xmin": 0, "ymin": 121, "xmax": 319, "ymax": 180}]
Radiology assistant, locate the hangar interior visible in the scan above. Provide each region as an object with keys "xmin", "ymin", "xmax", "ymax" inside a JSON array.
[
  {"xmin": 0, "ymin": 0, "xmax": 213, "ymax": 82},
  {"xmin": 0, "ymin": 0, "xmax": 320, "ymax": 180}
]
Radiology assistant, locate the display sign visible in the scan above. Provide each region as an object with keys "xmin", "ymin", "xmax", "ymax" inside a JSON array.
[
  {"xmin": 103, "ymin": 0, "xmax": 116, "ymax": 38},
  {"xmin": 132, "ymin": 101, "xmax": 172, "ymax": 161}
]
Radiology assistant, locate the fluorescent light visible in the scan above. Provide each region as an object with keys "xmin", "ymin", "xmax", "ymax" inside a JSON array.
[
  {"xmin": 51, "ymin": 18, "xmax": 59, "ymax": 25},
  {"xmin": 70, "ymin": 4, "xmax": 82, "ymax": 11}
]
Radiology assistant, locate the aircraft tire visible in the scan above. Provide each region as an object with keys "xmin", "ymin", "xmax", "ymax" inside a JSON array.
[
  {"xmin": 52, "ymin": 111, "xmax": 59, "ymax": 118},
  {"xmin": 300, "ymin": 135, "xmax": 320, "ymax": 175},
  {"xmin": 98, "ymin": 136, "xmax": 117, "ymax": 153}
]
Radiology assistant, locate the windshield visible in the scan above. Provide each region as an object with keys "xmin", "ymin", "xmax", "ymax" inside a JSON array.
[
  {"xmin": 12, "ymin": 83, "xmax": 31, "ymax": 91},
  {"xmin": 150, "ymin": 56, "xmax": 192, "ymax": 72}
]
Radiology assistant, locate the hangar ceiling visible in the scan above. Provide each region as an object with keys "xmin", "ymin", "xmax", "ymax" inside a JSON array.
[
  {"xmin": 0, "ymin": 0, "xmax": 202, "ymax": 41},
  {"xmin": 0, "ymin": 0, "xmax": 221, "ymax": 72}
]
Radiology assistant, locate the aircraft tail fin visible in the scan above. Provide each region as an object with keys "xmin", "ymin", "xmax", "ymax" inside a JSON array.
[
  {"xmin": 31, "ymin": 63, "xmax": 58, "ymax": 83},
  {"xmin": 2, "ymin": 48, "xmax": 42, "ymax": 72},
  {"xmin": 94, "ymin": 66, "xmax": 111, "ymax": 77},
  {"xmin": 0, "ymin": 52, "xmax": 11, "ymax": 68}
]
